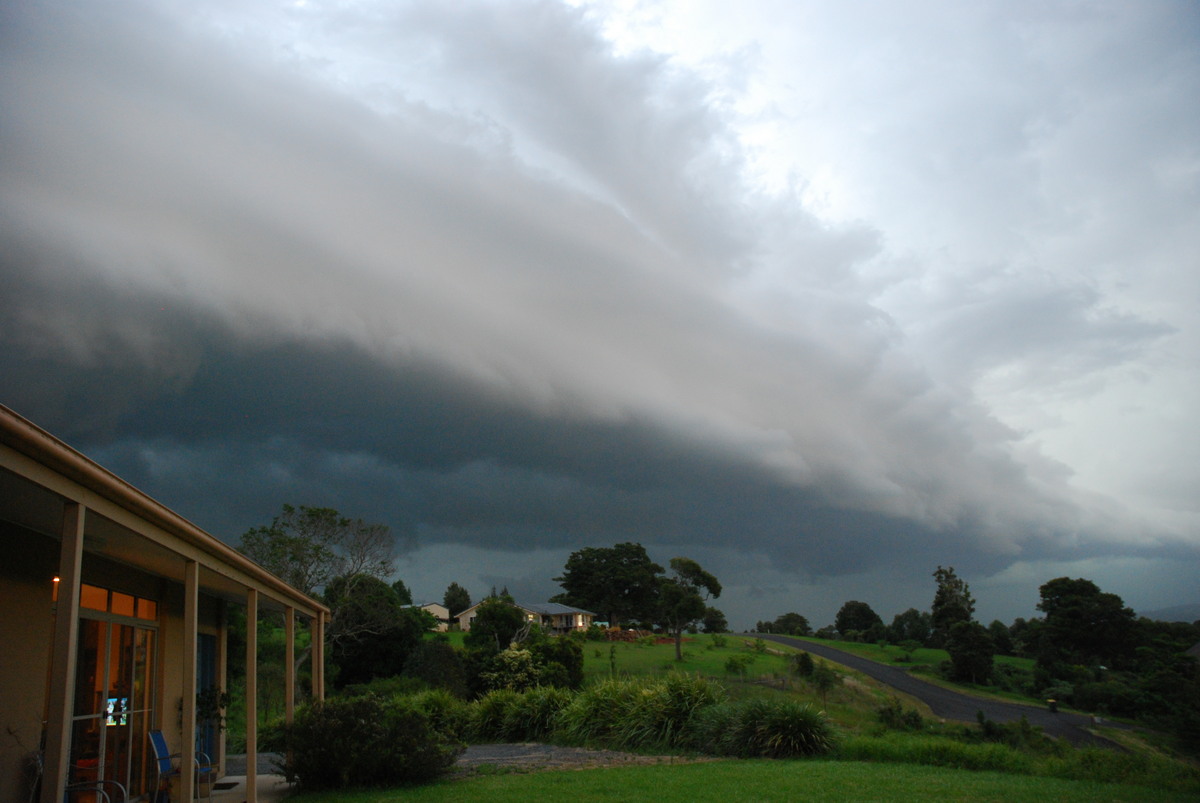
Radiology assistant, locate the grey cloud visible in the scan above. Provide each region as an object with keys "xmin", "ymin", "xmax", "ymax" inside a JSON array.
[{"xmin": 2, "ymin": 0, "xmax": 1195, "ymax": 625}]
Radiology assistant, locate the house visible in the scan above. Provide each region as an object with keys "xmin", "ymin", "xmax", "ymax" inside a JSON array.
[
  {"xmin": 0, "ymin": 404, "xmax": 330, "ymax": 803},
  {"xmin": 405, "ymin": 602, "xmax": 450, "ymax": 632},
  {"xmin": 458, "ymin": 600, "xmax": 595, "ymax": 635}
]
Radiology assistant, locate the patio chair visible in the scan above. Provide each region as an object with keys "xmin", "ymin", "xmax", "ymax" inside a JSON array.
[{"xmin": 148, "ymin": 730, "xmax": 215, "ymax": 803}]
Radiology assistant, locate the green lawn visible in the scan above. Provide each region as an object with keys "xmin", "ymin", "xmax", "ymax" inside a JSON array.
[{"xmin": 286, "ymin": 757, "xmax": 1191, "ymax": 802}]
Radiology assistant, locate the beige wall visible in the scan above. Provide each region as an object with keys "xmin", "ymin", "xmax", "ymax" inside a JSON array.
[{"xmin": 0, "ymin": 526, "xmax": 57, "ymax": 803}]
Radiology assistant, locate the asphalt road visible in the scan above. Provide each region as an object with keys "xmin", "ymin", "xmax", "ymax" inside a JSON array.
[{"xmin": 748, "ymin": 633, "xmax": 1120, "ymax": 747}]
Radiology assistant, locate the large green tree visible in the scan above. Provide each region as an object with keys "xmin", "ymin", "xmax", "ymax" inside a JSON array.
[
  {"xmin": 240, "ymin": 504, "xmax": 395, "ymax": 597},
  {"xmin": 239, "ymin": 504, "xmax": 396, "ymax": 674},
  {"xmin": 930, "ymin": 566, "xmax": 975, "ymax": 647},
  {"xmin": 657, "ymin": 557, "xmax": 722, "ymax": 660},
  {"xmin": 443, "ymin": 582, "xmax": 472, "ymax": 621},
  {"xmin": 1035, "ymin": 577, "xmax": 1137, "ymax": 669},
  {"xmin": 889, "ymin": 608, "xmax": 932, "ymax": 645},
  {"xmin": 834, "ymin": 600, "xmax": 883, "ymax": 638},
  {"xmin": 325, "ymin": 575, "xmax": 433, "ymax": 687},
  {"xmin": 551, "ymin": 542, "xmax": 663, "ymax": 627},
  {"xmin": 945, "ymin": 620, "xmax": 994, "ymax": 684},
  {"xmin": 463, "ymin": 597, "xmax": 528, "ymax": 652}
]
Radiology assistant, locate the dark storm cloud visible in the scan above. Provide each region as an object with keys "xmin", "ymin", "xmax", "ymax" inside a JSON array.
[{"xmin": 2, "ymin": 0, "xmax": 1196, "ymax": 626}]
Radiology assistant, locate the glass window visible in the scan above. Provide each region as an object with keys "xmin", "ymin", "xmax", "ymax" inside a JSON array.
[
  {"xmin": 80, "ymin": 584, "xmax": 108, "ymax": 612},
  {"xmin": 136, "ymin": 598, "xmax": 157, "ymax": 620},
  {"xmin": 110, "ymin": 591, "xmax": 135, "ymax": 618}
]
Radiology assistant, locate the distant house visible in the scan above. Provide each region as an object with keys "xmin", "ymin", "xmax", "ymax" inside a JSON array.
[
  {"xmin": 405, "ymin": 602, "xmax": 450, "ymax": 632},
  {"xmin": 459, "ymin": 600, "xmax": 595, "ymax": 635},
  {"xmin": 0, "ymin": 405, "xmax": 329, "ymax": 803}
]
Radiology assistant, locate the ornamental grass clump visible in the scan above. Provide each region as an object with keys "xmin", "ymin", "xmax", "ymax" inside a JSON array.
[
  {"xmin": 557, "ymin": 677, "xmax": 645, "ymax": 745},
  {"xmin": 614, "ymin": 673, "xmax": 726, "ymax": 750},
  {"xmin": 470, "ymin": 689, "xmax": 523, "ymax": 742},
  {"xmin": 687, "ymin": 698, "xmax": 834, "ymax": 758},
  {"xmin": 501, "ymin": 686, "xmax": 575, "ymax": 741},
  {"xmin": 282, "ymin": 694, "xmax": 464, "ymax": 790}
]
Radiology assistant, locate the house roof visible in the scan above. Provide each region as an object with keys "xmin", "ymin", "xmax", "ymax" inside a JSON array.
[
  {"xmin": 0, "ymin": 403, "xmax": 329, "ymax": 619},
  {"xmin": 518, "ymin": 601, "xmax": 596, "ymax": 616},
  {"xmin": 458, "ymin": 599, "xmax": 596, "ymax": 618}
]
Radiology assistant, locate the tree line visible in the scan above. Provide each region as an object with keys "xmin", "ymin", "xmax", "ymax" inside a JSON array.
[{"xmin": 755, "ymin": 566, "xmax": 1200, "ymax": 749}]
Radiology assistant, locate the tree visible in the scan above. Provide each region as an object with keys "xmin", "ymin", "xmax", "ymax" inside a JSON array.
[
  {"xmin": 889, "ymin": 608, "xmax": 932, "ymax": 645},
  {"xmin": 657, "ymin": 557, "xmax": 722, "ymax": 660},
  {"xmin": 702, "ymin": 606, "xmax": 728, "ymax": 634},
  {"xmin": 325, "ymin": 575, "xmax": 432, "ymax": 687},
  {"xmin": 834, "ymin": 601, "xmax": 883, "ymax": 639},
  {"xmin": 239, "ymin": 504, "xmax": 396, "ymax": 675},
  {"xmin": 1036, "ymin": 577, "xmax": 1137, "ymax": 669},
  {"xmin": 463, "ymin": 597, "xmax": 527, "ymax": 652},
  {"xmin": 391, "ymin": 578, "xmax": 414, "ymax": 605},
  {"xmin": 987, "ymin": 620, "xmax": 1015, "ymax": 656},
  {"xmin": 551, "ymin": 542, "xmax": 663, "ymax": 627},
  {"xmin": 930, "ymin": 566, "xmax": 975, "ymax": 648},
  {"xmin": 945, "ymin": 620, "xmax": 994, "ymax": 684},
  {"xmin": 771, "ymin": 612, "xmax": 812, "ymax": 637},
  {"xmin": 240, "ymin": 504, "xmax": 395, "ymax": 597},
  {"xmin": 443, "ymin": 582, "xmax": 472, "ymax": 622}
]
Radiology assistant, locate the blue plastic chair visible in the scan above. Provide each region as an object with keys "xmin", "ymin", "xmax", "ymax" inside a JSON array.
[{"xmin": 148, "ymin": 730, "xmax": 214, "ymax": 802}]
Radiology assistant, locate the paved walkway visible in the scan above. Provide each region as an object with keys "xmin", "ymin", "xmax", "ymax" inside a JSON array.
[{"xmin": 748, "ymin": 633, "xmax": 1123, "ymax": 747}]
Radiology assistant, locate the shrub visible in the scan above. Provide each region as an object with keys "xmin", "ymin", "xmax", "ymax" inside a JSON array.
[
  {"xmin": 501, "ymin": 686, "xmax": 575, "ymax": 741},
  {"xmin": 876, "ymin": 698, "xmax": 924, "ymax": 731},
  {"xmin": 282, "ymin": 694, "xmax": 464, "ymax": 789},
  {"xmin": 406, "ymin": 688, "xmax": 471, "ymax": 741},
  {"xmin": 470, "ymin": 689, "xmax": 523, "ymax": 741},
  {"xmin": 791, "ymin": 651, "xmax": 814, "ymax": 677},
  {"xmin": 614, "ymin": 673, "xmax": 725, "ymax": 749},
  {"xmin": 558, "ymin": 678, "xmax": 644, "ymax": 744},
  {"xmin": 725, "ymin": 654, "xmax": 755, "ymax": 676},
  {"xmin": 689, "ymin": 698, "xmax": 833, "ymax": 758}
]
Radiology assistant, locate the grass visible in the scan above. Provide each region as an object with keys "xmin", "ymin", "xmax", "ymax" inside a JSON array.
[{"xmin": 284, "ymin": 757, "xmax": 1195, "ymax": 802}]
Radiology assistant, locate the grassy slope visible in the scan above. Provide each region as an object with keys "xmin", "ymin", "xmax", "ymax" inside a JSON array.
[{"xmin": 286, "ymin": 758, "xmax": 1191, "ymax": 803}]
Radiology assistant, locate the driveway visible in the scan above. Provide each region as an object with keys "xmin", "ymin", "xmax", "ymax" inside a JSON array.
[{"xmin": 748, "ymin": 633, "xmax": 1119, "ymax": 747}]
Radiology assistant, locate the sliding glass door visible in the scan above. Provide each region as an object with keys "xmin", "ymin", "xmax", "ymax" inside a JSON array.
[{"xmin": 69, "ymin": 586, "xmax": 157, "ymax": 798}]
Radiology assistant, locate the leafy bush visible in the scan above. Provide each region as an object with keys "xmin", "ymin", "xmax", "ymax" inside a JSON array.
[
  {"xmin": 403, "ymin": 639, "xmax": 469, "ymax": 698},
  {"xmin": 791, "ymin": 651, "xmax": 814, "ymax": 677},
  {"xmin": 876, "ymin": 699, "xmax": 924, "ymax": 731},
  {"xmin": 973, "ymin": 712, "xmax": 1067, "ymax": 756},
  {"xmin": 282, "ymin": 694, "xmax": 464, "ymax": 789},
  {"xmin": 406, "ymin": 688, "xmax": 471, "ymax": 741},
  {"xmin": 725, "ymin": 654, "xmax": 755, "ymax": 676}
]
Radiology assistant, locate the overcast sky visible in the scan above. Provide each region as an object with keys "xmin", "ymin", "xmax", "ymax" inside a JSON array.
[{"xmin": 2, "ymin": 0, "xmax": 1197, "ymax": 629}]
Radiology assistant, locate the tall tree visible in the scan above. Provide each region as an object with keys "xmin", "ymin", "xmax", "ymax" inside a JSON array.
[
  {"xmin": 551, "ymin": 542, "xmax": 663, "ymax": 626},
  {"xmin": 702, "ymin": 607, "xmax": 729, "ymax": 634},
  {"xmin": 889, "ymin": 608, "xmax": 933, "ymax": 645},
  {"xmin": 771, "ymin": 612, "xmax": 813, "ymax": 637},
  {"xmin": 239, "ymin": 504, "xmax": 396, "ymax": 674},
  {"xmin": 240, "ymin": 504, "xmax": 395, "ymax": 597},
  {"xmin": 945, "ymin": 621, "xmax": 994, "ymax": 684},
  {"xmin": 325, "ymin": 575, "xmax": 432, "ymax": 687},
  {"xmin": 463, "ymin": 597, "xmax": 528, "ymax": 652},
  {"xmin": 930, "ymin": 566, "xmax": 975, "ymax": 647},
  {"xmin": 834, "ymin": 600, "xmax": 883, "ymax": 637},
  {"xmin": 391, "ymin": 578, "xmax": 414, "ymax": 605},
  {"xmin": 657, "ymin": 557, "xmax": 721, "ymax": 660},
  {"xmin": 443, "ymin": 582, "xmax": 472, "ymax": 621},
  {"xmin": 1036, "ymin": 577, "xmax": 1137, "ymax": 669}
]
